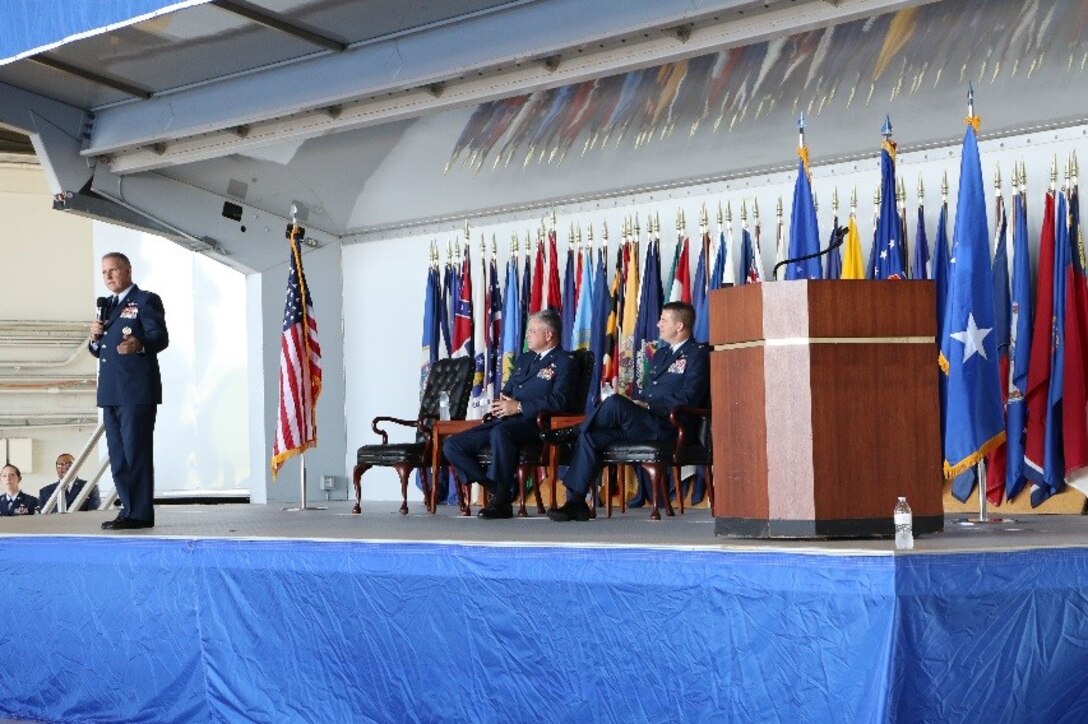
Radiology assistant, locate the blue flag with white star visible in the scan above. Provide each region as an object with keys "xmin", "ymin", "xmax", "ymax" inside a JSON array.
[
  {"xmin": 870, "ymin": 141, "xmax": 906, "ymax": 280},
  {"xmin": 940, "ymin": 123, "xmax": 1006, "ymax": 478}
]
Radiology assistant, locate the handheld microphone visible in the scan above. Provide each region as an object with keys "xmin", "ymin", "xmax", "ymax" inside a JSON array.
[{"xmin": 94, "ymin": 297, "xmax": 108, "ymax": 340}]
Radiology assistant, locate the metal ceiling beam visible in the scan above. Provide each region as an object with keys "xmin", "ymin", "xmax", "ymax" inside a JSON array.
[
  {"xmin": 27, "ymin": 55, "xmax": 152, "ymax": 99},
  {"xmin": 209, "ymin": 0, "xmax": 348, "ymax": 52},
  {"xmin": 89, "ymin": 0, "xmax": 932, "ymax": 174}
]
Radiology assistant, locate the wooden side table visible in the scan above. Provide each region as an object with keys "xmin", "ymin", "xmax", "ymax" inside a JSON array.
[
  {"xmin": 429, "ymin": 419, "xmax": 480, "ymax": 514},
  {"xmin": 545, "ymin": 414, "xmax": 585, "ymax": 510}
]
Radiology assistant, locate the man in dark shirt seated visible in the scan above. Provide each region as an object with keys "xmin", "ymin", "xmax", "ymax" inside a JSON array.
[
  {"xmin": 38, "ymin": 453, "xmax": 102, "ymax": 513},
  {"xmin": 443, "ymin": 309, "xmax": 577, "ymax": 519},
  {"xmin": 0, "ymin": 463, "xmax": 38, "ymax": 516},
  {"xmin": 548, "ymin": 301, "xmax": 709, "ymax": 522}
]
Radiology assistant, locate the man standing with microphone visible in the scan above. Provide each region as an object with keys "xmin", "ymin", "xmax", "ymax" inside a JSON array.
[{"xmin": 88, "ymin": 252, "xmax": 169, "ymax": 530}]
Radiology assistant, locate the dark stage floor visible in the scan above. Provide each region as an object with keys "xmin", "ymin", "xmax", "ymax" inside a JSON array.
[{"xmin": 2, "ymin": 501, "xmax": 1086, "ymax": 554}]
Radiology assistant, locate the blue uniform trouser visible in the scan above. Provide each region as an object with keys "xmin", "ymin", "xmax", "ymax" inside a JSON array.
[
  {"xmin": 102, "ymin": 404, "xmax": 158, "ymax": 523},
  {"xmin": 561, "ymin": 396, "xmax": 665, "ymax": 496},
  {"xmin": 443, "ymin": 418, "xmax": 539, "ymax": 499}
]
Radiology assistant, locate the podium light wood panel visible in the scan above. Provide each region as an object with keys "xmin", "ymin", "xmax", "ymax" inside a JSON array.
[{"xmin": 709, "ymin": 280, "xmax": 943, "ymax": 538}]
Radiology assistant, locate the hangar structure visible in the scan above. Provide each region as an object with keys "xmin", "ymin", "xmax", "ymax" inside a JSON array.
[{"xmin": 2, "ymin": 0, "xmax": 1086, "ymax": 501}]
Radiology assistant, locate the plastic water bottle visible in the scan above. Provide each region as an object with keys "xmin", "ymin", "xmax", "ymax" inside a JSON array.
[
  {"xmin": 893, "ymin": 496, "xmax": 914, "ymax": 550},
  {"xmin": 438, "ymin": 391, "xmax": 451, "ymax": 421}
]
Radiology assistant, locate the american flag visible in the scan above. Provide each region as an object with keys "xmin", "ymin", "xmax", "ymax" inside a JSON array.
[{"xmin": 271, "ymin": 230, "xmax": 322, "ymax": 477}]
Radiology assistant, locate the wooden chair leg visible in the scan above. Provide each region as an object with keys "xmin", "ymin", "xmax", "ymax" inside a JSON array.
[
  {"xmin": 662, "ymin": 468, "xmax": 675, "ymax": 517},
  {"xmin": 351, "ymin": 463, "xmax": 369, "ymax": 514},
  {"xmin": 706, "ymin": 464, "xmax": 715, "ymax": 511},
  {"xmin": 517, "ymin": 465, "xmax": 528, "ymax": 517},
  {"xmin": 588, "ymin": 475, "xmax": 597, "ymax": 520},
  {"xmin": 646, "ymin": 464, "xmax": 662, "ymax": 521},
  {"xmin": 617, "ymin": 465, "xmax": 626, "ymax": 515},
  {"xmin": 533, "ymin": 466, "xmax": 546, "ymax": 514},
  {"xmin": 393, "ymin": 464, "xmax": 413, "ymax": 515},
  {"xmin": 604, "ymin": 465, "xmax": 612, "ymax": 518},
  {"xmin": 673, "ymin": 466, "xmax": 685, "ymax": 515}
]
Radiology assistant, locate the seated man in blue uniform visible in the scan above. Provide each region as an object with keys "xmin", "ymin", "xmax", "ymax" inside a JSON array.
[
  {"xmin": 443, "ymin": 309, "xmax": 577, "ymax": 519},
  {"xmin": 0, "ymin": 463, "xmax": 38, "ymax": 516},
  {"xmin": 37, "ymin": 453, "xmax": 101, "ymax": 513},
  {"xmin": 547, "ymin": 301, "xmax": 709, "ymax": 522}
]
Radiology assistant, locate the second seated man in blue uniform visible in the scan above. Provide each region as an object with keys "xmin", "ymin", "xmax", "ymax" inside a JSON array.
[
  {"xmin": 443, "ymin": 309, "xmax": 577, "ymax": 519},
  {"xmin": 547, "ymin": 301, "xmax": 709, "ymax": 522}
]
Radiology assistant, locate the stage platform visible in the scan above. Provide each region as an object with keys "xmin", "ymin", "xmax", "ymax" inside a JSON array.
[{"xmin": 3, "ymin": 504, "xmax": 1088, "ymax": 722}]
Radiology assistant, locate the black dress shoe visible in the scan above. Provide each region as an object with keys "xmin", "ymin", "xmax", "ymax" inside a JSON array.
[
  {"xmin": 107, "ymin": 517, "xmax": 154, "ymax": 530},
  {"xmin": 547, "ymin": 499, "xmax": 591, "ymax": 522},
  {"xmin": 477, "ymin": 500, "xmax": 513, "ymax": 519},
  {"xmin": 540, "ymin": 424, "xmax": 580, "ymax": 445},
  {"xmin": 101, "ymin": 515, "xmax": 126, "ymax": 530}
]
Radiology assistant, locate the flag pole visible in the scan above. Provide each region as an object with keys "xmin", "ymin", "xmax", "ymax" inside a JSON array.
[{"xmin": 282, "ymin": 206, "xmax": 325, "ymax": 512}]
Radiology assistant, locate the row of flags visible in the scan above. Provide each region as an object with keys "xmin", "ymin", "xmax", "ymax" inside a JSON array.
[{"xmin": 422, "ymin": 108, "xmax": 1088, "ymax": 507}]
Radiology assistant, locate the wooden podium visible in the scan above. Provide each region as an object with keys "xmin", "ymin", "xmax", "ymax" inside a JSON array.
[{"xmin": 708, "ymin": 280, "xmax": 944, "ymax": 538}]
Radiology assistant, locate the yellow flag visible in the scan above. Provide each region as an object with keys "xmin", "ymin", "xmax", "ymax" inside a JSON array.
[{"xmin": 840, "ymin": 215, "xmax": 865, "ymax": 279}]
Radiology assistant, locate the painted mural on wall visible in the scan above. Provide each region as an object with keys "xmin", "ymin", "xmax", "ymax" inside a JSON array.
[{"xmin": 446, "ymin": 0, "xmax": 1088, "ymax": 174}]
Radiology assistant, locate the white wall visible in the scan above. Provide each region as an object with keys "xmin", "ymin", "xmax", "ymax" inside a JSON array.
[{"xmin": 343, "ymin": 122, "xmax": 1088, "ymax": 502}]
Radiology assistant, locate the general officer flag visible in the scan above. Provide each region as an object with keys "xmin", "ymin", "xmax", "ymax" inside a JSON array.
[{"xmin": 940, "ymin": 119, "xmax": 1005, "ymax": 480}]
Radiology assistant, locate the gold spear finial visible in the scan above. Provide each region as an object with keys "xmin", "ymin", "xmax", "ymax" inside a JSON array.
[
  {"xmin": 576, "ymin": 222, "xmax": 583, "ymax": 249},
  {"xmin": 776, "ymin": 196, "xmax": 783, "ymax": 220},
  {"xmin": 491, "ymin": 233, "xmax": 497, "ymax": 258},
  {"xmin": 740, "ymin": 199, "xmax": 748, "ymax": 224},
  {"xmin": 1018, "ymin": 161, "xmax": 1026, "ymax": 191},
  {"xmin": 700, "ymin": 202, "xmax": 709, "ymax": 232},
  {"xmin": 832, "ymin": 188, "xmax": 840, "ymax": 215},
  {"xmin": 1051, "ymin": 155, "xmax": 1058, "ymax": 190},
  {"xmin": 512, "ymin": 230, "xmax": 519, "ymax": 255},
  {"xmin": 994, "ymin": 165, "xmax": 1002, "ymax": 194},
  {"xmin": 464, "ymin": 219, "xmax": 471, "ymax": 243},
  {"xmin": 753, "ymin": 197, "xmax": 761, "ymax": 221},
  {"xmin": 550, "ymin": 209, "xmax": 557, "ymax": 231},
  {"xmin": 602, "ymin": 220, "xmax": 609, "ymax": 245},
  {"xmin": 586, "ymin": 223, "xmax": 593, "ymax": 248},
  {"xmin": 1073, "ymin": 150, "xmax": 1080, "ymax": 184},
  {"xmin": 634, "ymin": 213, "xmax": 641, "ymax": 238},
  {"xmin": 873, "ymin": 184, "xmax": 881, "ymax": 209},
  {"xmin": 717, "ymin": 201, "xmax": 724, "ymax": 227},
  {"xmin": 850, "ymin": 185, "xmax": 858, "ymax": 215},
  {"xmin": 447, "ymin": 239, "xmax": 453, "ymax": 263},
  {"xmin": 918, "ymin": 175, "xmax": 925, "ymax": 203},
  {"xmin": 941, "ymin": 171, "xmax": 949, "ymax": 203},
  {"xmin": 569, "ymin": 221, "xmax": 576, "ymax": 249},
  {"xmin": 725, "ymin": 201, "xmax": 732, "ymax": 225}
]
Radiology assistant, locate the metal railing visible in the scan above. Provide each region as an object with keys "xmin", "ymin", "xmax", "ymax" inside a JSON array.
[{"xmin": 38, "ymin": 422, "xmax": 116, "ymax": 513}]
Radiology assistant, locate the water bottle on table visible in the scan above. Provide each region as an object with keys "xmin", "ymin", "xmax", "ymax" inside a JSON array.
[
  {"xmin": 438, "ymin": 390, "xmax": 451, "ymax": 421},
  {"xmin": 893, "ymin": 496, "xmax": 913, "ymax": 550}
]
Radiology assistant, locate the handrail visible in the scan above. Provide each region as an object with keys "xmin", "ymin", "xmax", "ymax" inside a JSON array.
[{"xmin": 39, "ymin": 422, "xmax": 105, "ymax": 514}]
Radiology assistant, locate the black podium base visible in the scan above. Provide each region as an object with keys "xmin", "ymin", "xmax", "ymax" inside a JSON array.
[{"xmin": 714, "ymin": 515, "xmax": 945, "ymax": 539}]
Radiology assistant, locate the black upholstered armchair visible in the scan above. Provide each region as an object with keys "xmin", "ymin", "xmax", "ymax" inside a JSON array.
[
  {"xmin": 352, "ymin": 356, "xmax": 474, "ymax": 515},
  {"xmin": 470, "ymin": 349, "xmax": 595, "ymax": 517},
  {"xmin": 599, "ymin": 404, "xmax": 713, "ymax": 521}
]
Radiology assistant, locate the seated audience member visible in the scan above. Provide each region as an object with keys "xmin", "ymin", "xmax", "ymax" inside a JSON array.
[
  {"xmin": 38, "ymin": 453, "xmax": 101, "ymax": 513},
  {"xmin": 443, "ymin": 309, "xmax": 577, "ymax": 519},
  {"xmin": 0, "ymin": 464, "xmax": 39, "ymax": 516},
  {"xmin": 547, "ymin": 301, "xmax": 709, "ymax": 522}
]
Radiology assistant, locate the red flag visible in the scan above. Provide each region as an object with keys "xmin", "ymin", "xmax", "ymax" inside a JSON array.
[
  {"xmin": 529, "ymin": 238, "xmax": 544, "ymax": 315},
  {"xmin": 451, "ymin": 248, "xmax": 473, "ymax": 358},
  {"xmin": 271, "ymin": 229, "xmax": 322, "ymax": 477},
  {"xmin": 1024, "ymin": 191, "xmax": 1056, "ymax": 480},
  {"xmin": 547, "ymin": 228, "xmax": 562, "ymax": 311}
]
